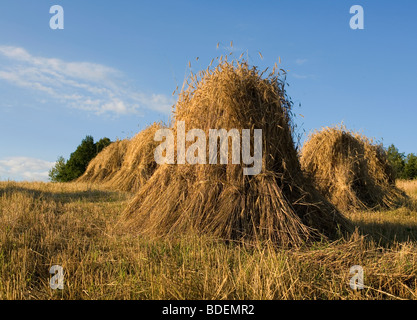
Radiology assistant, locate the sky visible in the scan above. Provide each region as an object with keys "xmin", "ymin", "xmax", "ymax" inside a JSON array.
[{"xmin": 0, "ymin": 0, "xmax": 416, "ymax": 181}]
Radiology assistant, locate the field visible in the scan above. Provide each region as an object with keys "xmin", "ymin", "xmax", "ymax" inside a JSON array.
[{"xmin": 1, "ymin": 180, "xmax": 417, "ymax": 300}]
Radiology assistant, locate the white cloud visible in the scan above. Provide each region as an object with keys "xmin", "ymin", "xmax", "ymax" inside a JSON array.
[
  {"xmin": 131, "ymin": 92, "xmax": 174, "ymax": 114},
  {"xmin": 0, "ymin": 45, "xmax": 174, "ymax": 115},
  {"xmin": 292, "ymin": 73, "xmax": 309, "ymax": 79},
  {"xmin": 295, "ymin": 58, "xmax": 308, "ymax": 65},
  {"xmin": 291, "ymin": 72, "xmax": 317, "ymax": 80},
  {"xmin": 0, "ymin": 157, "xmax": 55, "ymax": 182}
]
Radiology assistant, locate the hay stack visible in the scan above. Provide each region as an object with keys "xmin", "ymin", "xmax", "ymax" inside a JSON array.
[
  {"xmin": 300, "ymin": 125, "xmax": 406, "ymax": 212},
  {"xmin": 77, "ymin": 139, "xmax": 129, "ymax": 184},
  {"xmin": 77, "ymin": 123, "xmax": 162, "ymax": 192},
  {"xmin": 109, "ymin": 123, "xmax": 162, "ymax": 192},
  {"xmin": 119, "ymin": 59, "xmax": 350, "ymax": 246}
]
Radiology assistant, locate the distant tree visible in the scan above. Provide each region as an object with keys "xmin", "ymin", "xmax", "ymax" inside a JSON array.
[
  {"xmin": 63, "ymin": 135, "xmax": 97, "ymax": 181},
  {"xmin": 49, "ymin": 135, "xmax": 112, "ymax": 182},
  {"xmin": 386, "ymin": 144, "xmax": 406, "ymax": 179},
  {"xmin": 48, "ymin": 156, "xmax": 67, "ymax": 182},
  {"xmin": 405, "ymin": 153, "xmax": 417, "ymax": 180},
  {"xmin": 95, "ymin": 137, "xmax": 111, "ymax": 154}
]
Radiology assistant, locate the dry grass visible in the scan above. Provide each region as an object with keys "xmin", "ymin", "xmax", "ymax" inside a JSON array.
[
  {"xmin": 120, "ymin": 58, "xmax": 350, "ymax": 247},
  {"xmin": 1, "ymin": 180, "xmax": 417, "ymax": 300},
  {"xmin": 300, "ymin": 125, "xmax": 407, "ymax": 212},
  {"xmin": 397, "ymin": 180, "xmax": 417, "ymax": 200}
]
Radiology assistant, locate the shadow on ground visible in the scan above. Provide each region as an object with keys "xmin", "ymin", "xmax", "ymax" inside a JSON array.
[
  {"xmin": 0, "ymin": 184, "xmax": 130, "ymax": 204},
  {"xmin": 354, "ymin": 219, "xmax": 417, "ymax": 246}
]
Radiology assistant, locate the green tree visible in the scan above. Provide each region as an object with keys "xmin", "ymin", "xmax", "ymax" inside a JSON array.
[
  {"xmin": 48, "ymin": 156, "xmax": 67, "ymax": 182},
  {"xmin": 386, "ymin": 144, "xmax": 405, "ymax": 179},
  {"xmin": 49, "ymin": 135, "xmax": 112, "ymax": 182},
  {"xmin": 95, "ymin": 137, "xmax": 111, "ymax": 154},
  {"xmin": 64, "ymin": 135, "xmax": 97, "ymax": 181},
  {"xmin": 405, "ymin": 153, "xmax": 417, "ymax": 180}
]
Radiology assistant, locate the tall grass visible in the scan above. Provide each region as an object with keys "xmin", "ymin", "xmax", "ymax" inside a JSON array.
[{"xmin": 0, "ymin": 180, "xmax": 416, "ymax": 300}]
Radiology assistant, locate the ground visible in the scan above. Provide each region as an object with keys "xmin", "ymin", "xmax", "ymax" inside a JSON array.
[{"xmin": 0, "ymin": 180, "xmax": 416, "ymax": 299}]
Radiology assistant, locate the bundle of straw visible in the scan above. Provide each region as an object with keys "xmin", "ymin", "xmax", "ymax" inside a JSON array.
[
  {"xmin": 77, "ymin": 123, "xmax": 162, "ymax": 192},
  {"xmin": 77, "ymin": 139, "xmax": 129, "ymax": 185},
  {"xmin": 300, "ymin": 125, "xmax": 407, "ymax": 212},
  {"xmin": 119, "ymin": 58, "xmax": 350, "ymax": 246},
  {"xmin": 108, "ymin": 123, "xmax": 162, "ymax": 192}
]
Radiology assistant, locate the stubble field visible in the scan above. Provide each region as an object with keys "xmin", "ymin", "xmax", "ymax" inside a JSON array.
[{"xmin": 0, "ymin": 180, "xmax": 416, "ymax": 300}]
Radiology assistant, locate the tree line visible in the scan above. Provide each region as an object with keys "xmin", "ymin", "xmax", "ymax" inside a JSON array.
[
  {"xmin": 386, "ymin": 144, "xmax": 417, "ymax": 180},
  {"xmin": 49, "ymin": 135, "xmax": 111, "ymax": 182}
]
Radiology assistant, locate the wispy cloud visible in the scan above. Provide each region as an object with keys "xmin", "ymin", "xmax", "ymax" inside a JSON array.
[
  {"xmin": 0, "ymin": 157, "xmax": 55, "ymax": 181},
  {"xmin": 291, "ymin": 72, "xmax": 317, "ymax": 80},
  {"xmin": 295, "ymin": 58, "xmax": 308, "ymax": 65},
  {"xmin": 0, "ymin": 46, "xmax": 174, "ymax": 115},
  {"xmin": 292, "ymin": 73, "xmax": 310, "ymax": 79}
]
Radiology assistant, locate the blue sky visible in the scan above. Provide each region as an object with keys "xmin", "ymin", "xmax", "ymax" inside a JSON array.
[{"xmin": 0, "ymin": 0, "xmax": 416, "ymax": 181}]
